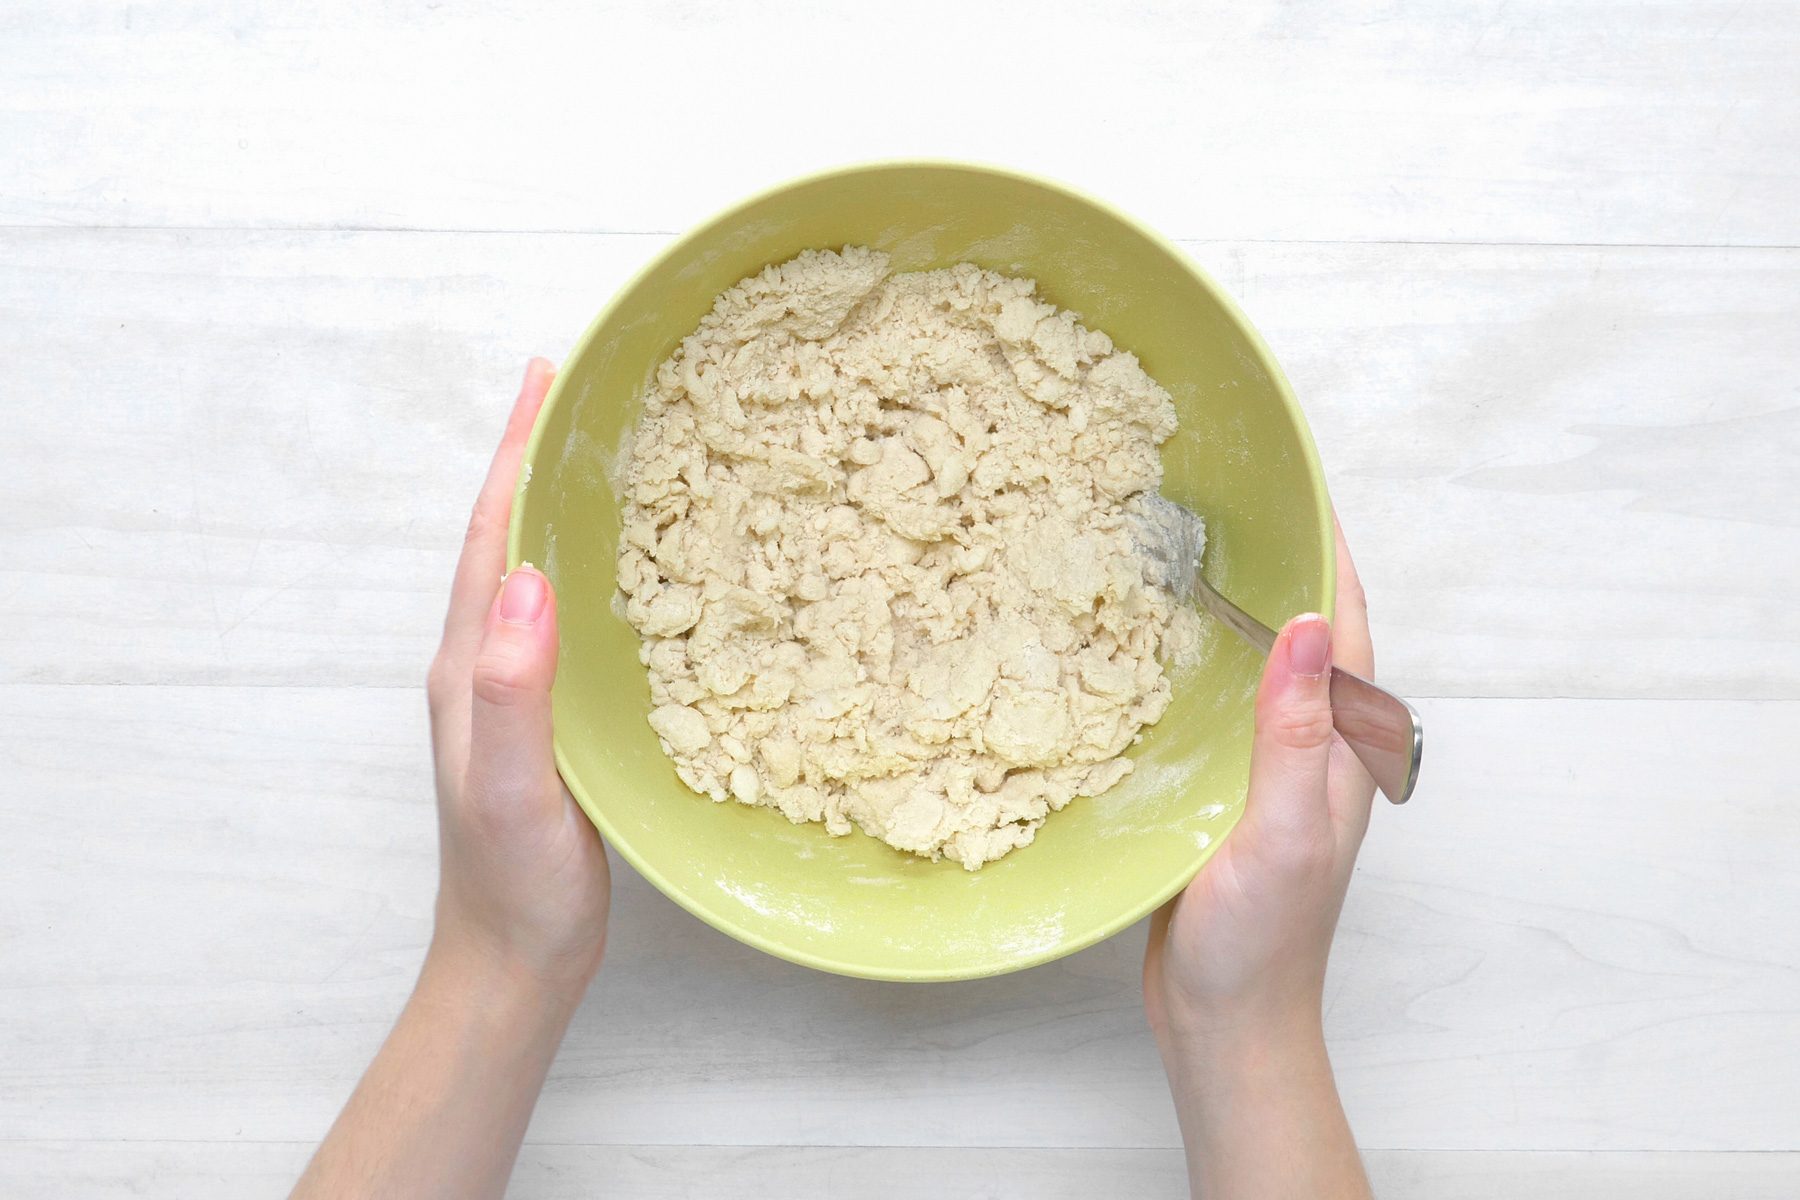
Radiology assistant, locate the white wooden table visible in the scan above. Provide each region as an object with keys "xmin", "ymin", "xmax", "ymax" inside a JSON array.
[{"xmin": 4, "ymin": 3, "xmax": 1797, "ymax": 1196}]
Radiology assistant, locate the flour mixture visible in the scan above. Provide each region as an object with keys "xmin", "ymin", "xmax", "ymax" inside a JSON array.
[{"xmin": 615, "ymin": 247, "xmax": 1199, "ymax": 868}]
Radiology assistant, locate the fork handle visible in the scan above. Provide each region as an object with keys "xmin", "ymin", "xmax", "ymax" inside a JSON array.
[
  {"xmin": 1326, "ymin": 668, "xmax": 1423, "ymax": 804},
  {"xmin": 1194, "ymin": 578, "xmax": 1422, "ymax": 804}
]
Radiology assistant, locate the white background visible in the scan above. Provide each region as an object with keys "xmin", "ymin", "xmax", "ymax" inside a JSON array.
[{"xmin": 3, "ymin": 2, "xmax": 1797, "ymax": 1195}]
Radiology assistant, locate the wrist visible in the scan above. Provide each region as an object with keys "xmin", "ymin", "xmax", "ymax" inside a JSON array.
[
  {"xmin": 1158, "ymin": 1003, "xmax": 1330, "ymax": 1106},
  {"xmin": 1157, "ymin": 1004, "xmax": 1367, "ymax": 1200},
  {"xmin": 419, "ymin": 926, "xmax": 590, "ymax": 1036},
  {"xmin": 1161, "ymin": 992, "xmax": 1321, "ymax": 1048},
  {"xmin": 429, "ymin": 881, "xmax": 605, "ymax": 1004}
]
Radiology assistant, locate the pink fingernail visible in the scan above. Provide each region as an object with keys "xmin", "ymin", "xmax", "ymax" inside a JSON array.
[
  {"xmin": 499, "ymin": 569, "xmax": 548, "ymax": 625},
  {"xmin": 1287, "ymin": 614, "xmax": 1331, "ymax": 678}
]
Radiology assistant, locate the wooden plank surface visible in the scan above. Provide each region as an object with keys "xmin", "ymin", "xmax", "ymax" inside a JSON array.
[
  {"xmin": 4, "ymin": 1143, "xmax": 1798, "ymax": 1200},
  {"xmin": 5, "ymin": 0, "xmax": 1796, "ymax": 1191},
  {"xmin": 5, "ymin": 229, "xmax": 1793, "ymax": 698},
  {"xmin": 4, "ymin": 684, "xmax": 1795, "ymax": 1154},
  {"xmin": 3, "ymin": 1, "xmax": 1797, "ymax": 246}
]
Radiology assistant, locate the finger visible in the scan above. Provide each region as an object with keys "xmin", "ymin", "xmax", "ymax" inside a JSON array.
[
  {"xmin": 1327, "ymin": 517, "xmax": 1380, "ymax": 837},
  {"xmin": 1330, "ymin": 513, "xmax": 1374, "ymax": 680},
  {"xmin": 1328, "ymin": 735, "xmax": 1377, "ymax": 847},
  {"xmin": 441, "ymin": 358, "xmax": 557, "ymax": 672},
  {"xmin": 1142, "ymin": 898, "xmax": 1174, "ymax": 1002},
  {"xmin": 1148, "ymin": 897, "xmax": 1174, "ymax": 947},
  {"xmin": 465, "ymin": 565, "xmax": 562, "ymax": 830},
  {"xmin": 1244, "ymin": 614, "xmax": 1336, "ymax": 840}
]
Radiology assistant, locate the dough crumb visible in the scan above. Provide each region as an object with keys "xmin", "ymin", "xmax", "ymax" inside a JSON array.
[{"xmin": 617, "ymin": 247, "xmax": 1198, "ymax": 869}]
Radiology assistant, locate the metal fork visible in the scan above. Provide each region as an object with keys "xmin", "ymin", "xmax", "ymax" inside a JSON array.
[{"xmin": 1133, "ymin": 495, "xmax": 1422, "ymax": 804}]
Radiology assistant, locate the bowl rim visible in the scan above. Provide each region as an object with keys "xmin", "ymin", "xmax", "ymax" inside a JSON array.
[{"xmin": 508, "ymin": 158, "xmax": 1335, "ymax": 982}]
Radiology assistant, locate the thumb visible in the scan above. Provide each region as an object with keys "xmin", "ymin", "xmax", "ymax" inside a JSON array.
[
  {"xmin": 466, "ymin": 565, "xmax": 561, "ymax": 823},
  {"xmin": 1244, "ymin": 613, "xmax": 1335, "ymax": 836}
]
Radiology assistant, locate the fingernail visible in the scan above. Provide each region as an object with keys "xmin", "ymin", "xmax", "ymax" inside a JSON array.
[
  {"xmin": 499, "ymin": 568, "xmax": 548, "ymax": 625},
  {"xmin": 1287, "ymin": 614, "xmax": 1331, "ymax": 678}
]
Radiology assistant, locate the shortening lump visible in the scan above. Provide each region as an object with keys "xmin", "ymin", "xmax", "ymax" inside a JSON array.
[{"xmin": 615, "ymin": 247, "xmax": 1198, "ymax": 869}]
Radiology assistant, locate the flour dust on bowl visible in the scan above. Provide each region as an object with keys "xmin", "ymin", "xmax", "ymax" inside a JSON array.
[{"xmin": 509, "ymin": 162, "xmax": 1333, "ymax": 981}]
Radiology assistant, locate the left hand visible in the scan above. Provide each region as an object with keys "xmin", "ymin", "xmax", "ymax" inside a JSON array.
[
  {"xmin": 292, "ymin": 362, "xmax": 610, "ymax": 1200},
  {"xmin": 424, "ymin": 358, "xmax": 611, "ymax": 997}
]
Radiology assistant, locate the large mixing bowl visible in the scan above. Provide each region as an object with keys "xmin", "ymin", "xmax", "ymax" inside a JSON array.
[{"xmin": 509, "ymin": 161, "xmax": 1332, "ymax": 981}]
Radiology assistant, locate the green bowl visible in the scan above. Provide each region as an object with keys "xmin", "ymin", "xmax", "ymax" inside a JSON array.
[{"xmin": 509, "ymin": 161, "xmax": 1332, "ymax": 982}]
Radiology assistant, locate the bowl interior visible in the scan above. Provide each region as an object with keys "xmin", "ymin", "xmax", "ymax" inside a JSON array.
[{"xmin": 511, "ymin": 163, "xmax": 1331, "ymax": 981}]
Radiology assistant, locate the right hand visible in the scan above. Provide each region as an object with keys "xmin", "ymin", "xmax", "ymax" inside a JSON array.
[{"xmin": 1143, "ymin": 517, "xmax": 1377, "ymax": 1046}]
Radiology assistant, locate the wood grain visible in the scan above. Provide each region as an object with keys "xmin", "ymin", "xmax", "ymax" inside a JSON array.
[
  {"xmin": 5, "ymin": 230, "xmax": 1794, "ymax": 697},
  {"xmin": 3, "ymin": 684, "xmax": 1794, "ymax": 1153},
  {"xmin": 3, "ymin": 1, "xmax": 1796, "ymax": 246},
  {"xmin": 4, "ymin": 1142, "xmax": 1797, "ymax": 1200},
  {"xmin": 6, "ymin": 1, "xmax": 1796, "ymax": 1189}
]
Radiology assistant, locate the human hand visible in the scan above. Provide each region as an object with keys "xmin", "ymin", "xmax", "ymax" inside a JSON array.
[
  {"xmin": 292, "ymin": 362, "xmax": 610, "ymax": 1200},
  {"xmin": 425, "ymin": 358, "xmax": 611, "ymax": 999},
  {"xmin": 1142, "ymin": 518, "xmax": 1376, "ymax": 1198},
  {"xmin": 1144, "ymin": 517, "xmax": 1374, "ymax": 1040}
]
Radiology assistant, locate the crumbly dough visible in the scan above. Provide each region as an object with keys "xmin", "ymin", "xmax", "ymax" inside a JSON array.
[{"xmin": 616, "ymin": 247, "xmax": 1198, "ymax": 869}]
